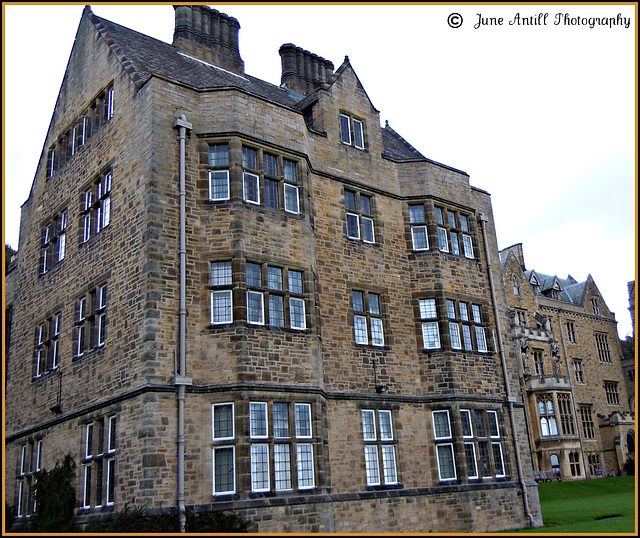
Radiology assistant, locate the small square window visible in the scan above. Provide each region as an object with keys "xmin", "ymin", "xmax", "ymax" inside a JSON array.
[
  {"xmin": 263, "ymin": 153, "xmax": 278, "ymax": 176},
  {"xmin": 246, "ymin": 263, "xmax": 262, "ymax": 288},
  {"xmin": 288, "ymin": 270, "xmax": 304, "ymax": 295},
  {"xmin": 209, "ymin": 144, "xmax": 229, "ymax": 167},
  {"xmin": 242, "ymin": 147, "xmax": 258, "ymax": 170},
  {"xmin": 409, "ymin": 204, "xmax": 425, "ymax": 224},
  {"xmin": 283, "ymin": 159, "xmax": 297, "ymax": 182}
]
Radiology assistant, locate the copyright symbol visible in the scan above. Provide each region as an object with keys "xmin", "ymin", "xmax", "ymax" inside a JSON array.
[{"xmin": 448, "ymin": 13, "xmax": 463, "ymax": 28}]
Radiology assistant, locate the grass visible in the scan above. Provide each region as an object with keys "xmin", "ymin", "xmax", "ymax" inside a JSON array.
[{"xmin": 502, "ymin": 475, "xmax": 637, "ymax": 534}]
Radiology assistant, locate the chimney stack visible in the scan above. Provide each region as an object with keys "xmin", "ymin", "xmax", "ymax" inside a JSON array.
[
  {"xmin": 173, "ymin": 5, "xmax": 244, "ymax": 75},
  {"xmin": 279, "ymin": 44, "xmax": 334, "ymax": 96}
]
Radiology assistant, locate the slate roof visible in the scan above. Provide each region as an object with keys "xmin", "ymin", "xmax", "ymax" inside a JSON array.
[
  {"xmin": 88, "ymin": 8, "xmax": 440, "ymax": 165},
  {"xmin": 381, "ymin": 123, "xmax": 428, "ymax": 161},
  {"xmin": 524, "ymin": 269, "xmax": 589, "ymax": 305},
  {"xmin": 90, "ymin": 9, "xmax": 299, "ymax": 108}
]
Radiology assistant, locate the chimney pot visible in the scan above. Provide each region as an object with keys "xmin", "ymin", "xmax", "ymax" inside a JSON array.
[
  {"xmin": 279, "ymin": 43, "xmax": 333, "ymax": 96},
  {"xmin": 173, "ymin": 5, "xmax": 244, "ymax": 74}
]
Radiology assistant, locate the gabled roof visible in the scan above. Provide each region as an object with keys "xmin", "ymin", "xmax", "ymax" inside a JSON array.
[
  {"xmin": 85, "ymin": 7, "xmax": 446, "ymax": 167},
  {"xmin": 524, "ymin": 268, "xmax": 598, "ymax": 305}
]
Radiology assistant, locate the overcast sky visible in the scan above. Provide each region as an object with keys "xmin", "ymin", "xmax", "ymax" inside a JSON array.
[{"xmin": 3, "ymin": 3, "xmax": 636, "ymax": 338}]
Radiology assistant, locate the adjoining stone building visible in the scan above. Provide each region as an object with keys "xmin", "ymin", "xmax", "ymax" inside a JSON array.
[
  {"xmin": 3, "ymin": 5, "xmax": 545, "ymax": 532},
  {"xmin": 500, "ymin": 244, "xmax": 634, "ymax": 481},
  {"xmin": 622, "ymin": 280, "xmax": 635, "ymax": 411}
]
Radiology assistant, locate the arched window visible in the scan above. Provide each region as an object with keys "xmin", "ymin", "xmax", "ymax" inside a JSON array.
[
  {"xmin": 569, "ymin": 451, "xmax": 581, "ymax": 476},
  {"xmin": 538, "ymin": 395, "xmax": 557, "ymax": 436},
  {"xmin": 550, "ymin": 454, "xmax": 561, "ymax": 477}
]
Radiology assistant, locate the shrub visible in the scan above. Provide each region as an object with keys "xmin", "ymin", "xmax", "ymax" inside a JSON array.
[
  {"xmin": 84, "ymin": 504, "xmax": 249, "ymax": 533},
  {"xmin": 31, "ymin": 454, "xmax": 77, "ymax": 533},
  {"xmin": 623, "ymin": 456, "xmax": 635, "ymax": 476}
]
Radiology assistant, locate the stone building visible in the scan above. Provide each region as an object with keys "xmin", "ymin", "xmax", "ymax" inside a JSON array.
[
  {"xmin": 500, "ymin": 244, "xmax": 634, "ymax": 481},
  {"xmin": 622, "ymin": 281, "xmax": 635, "ymax": 411},
  {"xmin": 4, "ymin": 5, "xmax": 543, "ymax": 532}
]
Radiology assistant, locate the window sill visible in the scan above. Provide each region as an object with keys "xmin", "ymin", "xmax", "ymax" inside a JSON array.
[
  {"xmin": 355, "ymin": 344, "xmax": 390, "ymax": 351},
  {"xmin": 366, "ymin": 483, "xmax": 403, "ymax": 491}
]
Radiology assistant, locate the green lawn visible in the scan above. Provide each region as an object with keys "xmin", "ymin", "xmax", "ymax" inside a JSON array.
[{"xmin": 503, "ymin": 475, "xmax": 637, "ymax": 534}]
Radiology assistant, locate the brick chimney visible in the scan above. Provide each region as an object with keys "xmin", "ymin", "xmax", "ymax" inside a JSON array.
[
  {"xmin": 279, "ymin": 43, "xmax": 334, "ymax": 96},
  {"xmin": 173, "ymin": 5, "xmax": 244, "ymax": 75}
]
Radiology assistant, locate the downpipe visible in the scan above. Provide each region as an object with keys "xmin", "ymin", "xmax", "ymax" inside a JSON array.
[
  {"xmin": 173, "ymin": 115, "xmax": 193, "ymax": 533},
  {"xmin": 478, "ymin": 213, "xmax": 536, "ymax": 527}
]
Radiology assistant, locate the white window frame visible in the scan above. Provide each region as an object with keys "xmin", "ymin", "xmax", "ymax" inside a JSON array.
[
  {"xmin": 362, "ymin": 409, "xmax": 377, "ymax": 441},
  {"xmin": 210, "ymin": 290, "xmax": 233, "ymax": 325},
  {"xmin": 411, "ymin": 225, "xmax": 429, "ymax": 251},
  {"xmin": 422, "ymin": 321, "xmax": 441, "ymax": 350},
  {"xmin": 381, "ymin": 445, "xmax": 398, "ymax": 485},
  {"xmin": 58, "ymin": 211, "xmax": 67, "ymax": 262},
  {"xmin": 354, "ymin": 315, "xmax": 369, "ymax": 345},
  {"xmin": 35, "ymin": 440, "xmax": 43, "ymax": 472},
  {"xmin": 487, "ymin": 410, "xmax": 500, "ymax": 438},
  {"xmin": 364, "ymin": 445, "xmax": 381, "ymax": 486},
  {"xmin": 294, "ymin": 403, "xmax": 312, "ymax": 439},
  {"xmin": 289, "ymin": 297, "xmax": 306, "ymax": 330},
  {"xmin": 211, "ymin": 403, "xmax": 236, "ymax": 495},
  {"xmin": 370, "ymin": 317, "xmax": 385, "ymax": 347},
  {"xmin": 106, "ymin": 457, "xmax": 116, "ymax": 505},
  {"xmin": 250, "ymin": 444, "xmax": 270, "ymax": 492},
  {"xmin": 492, "ymin": 442, "xmax": 505, "ymax": 477},
  {"xmin": 462, "ymin": 234, "xmax": 474, "ymax": 258},
  {"xmin": 212, "ymin": 403, "xmax": 235, "ymax": 441},
  {"xmin": 378, "ymin": 410, "xmax": 394, "ymax": 441},
  {"xmin": 362, "ymin": 409, "xmax": 397, "ymax": 487},
  {"xmin": 353, "ymin": 118, "xmax": 365, "ymax": 149},
  {"xmin": 461, "ymin": 409, "xmax": 474, "ymax": 438},
  {"xmin": 212, "ymin": 445, "xmax": 236, "ymax": 495},
  {"xmin": 432, "ymin": 410, "xmax": 452, "ymax": 440},
  {"xmin": 243, "ymin": 172, "xmax": 260, "ymax": 205},
  {"xmin": 475, "ymin": 326, "xmax": 488, "ymax": 352},
  {"xmin": 250, "ymin": 402, "xmax": 268, "ymax": 439},
  {"xmin": 209, "ymin": 170, "xmax": 230, "ymax": 201},
  {"xmin": 435, "ymin": 443, "xmax": 457, "ymax": 482},
  {"xmin": 107, "ymin": 416, "xmax": 117, "ymax": 453},
  {"xmin": 16, "ymin": 480, "xmax": 24, "ymax": 518},
  {"xmin": 284, "ymin": 183, "xmax": 300, "ymax": 214},
  {"xmin": 339, "ymin": 113, "xmax": 352, "ymax": 145},
  {"xmin": 437, "ymin": 227, "xmax": 449, "ymax": 252},
  {"xmin": 419, "ymin": 298, "xmax": 437, "ymax": 319},
  {"xmin": 449, "ymin": 322, "xmax": 462, "ymax": 350},
  {"xmin": 296, "ymin": 444, "xmax": 315, "ymax": 489},
  {"xmin": 346, "ymin": 212, "xmax": 360, "ymax": 240},
  {"xmin": 361, "ymin": 217, "xmax": 375, "ymax": 243}
]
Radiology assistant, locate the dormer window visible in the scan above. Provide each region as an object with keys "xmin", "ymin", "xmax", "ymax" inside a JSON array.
[{"xmin": 339, "ymin": 113, "xmax": 364, "ymax": 149}]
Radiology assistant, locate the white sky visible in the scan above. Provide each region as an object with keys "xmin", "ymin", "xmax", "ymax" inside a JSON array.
[{"xmin": 2, "ymin": 3, "xmax": 636, "ymax": 338}]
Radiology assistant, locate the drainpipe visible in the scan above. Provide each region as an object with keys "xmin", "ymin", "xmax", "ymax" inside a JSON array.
[
  {"xmin": 173, "ymin": 115, "xmax": 193, "ymax": 533},
  {"xmin": 478, "ymin": 213, "xmax": 535, "ymax": 527}
]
